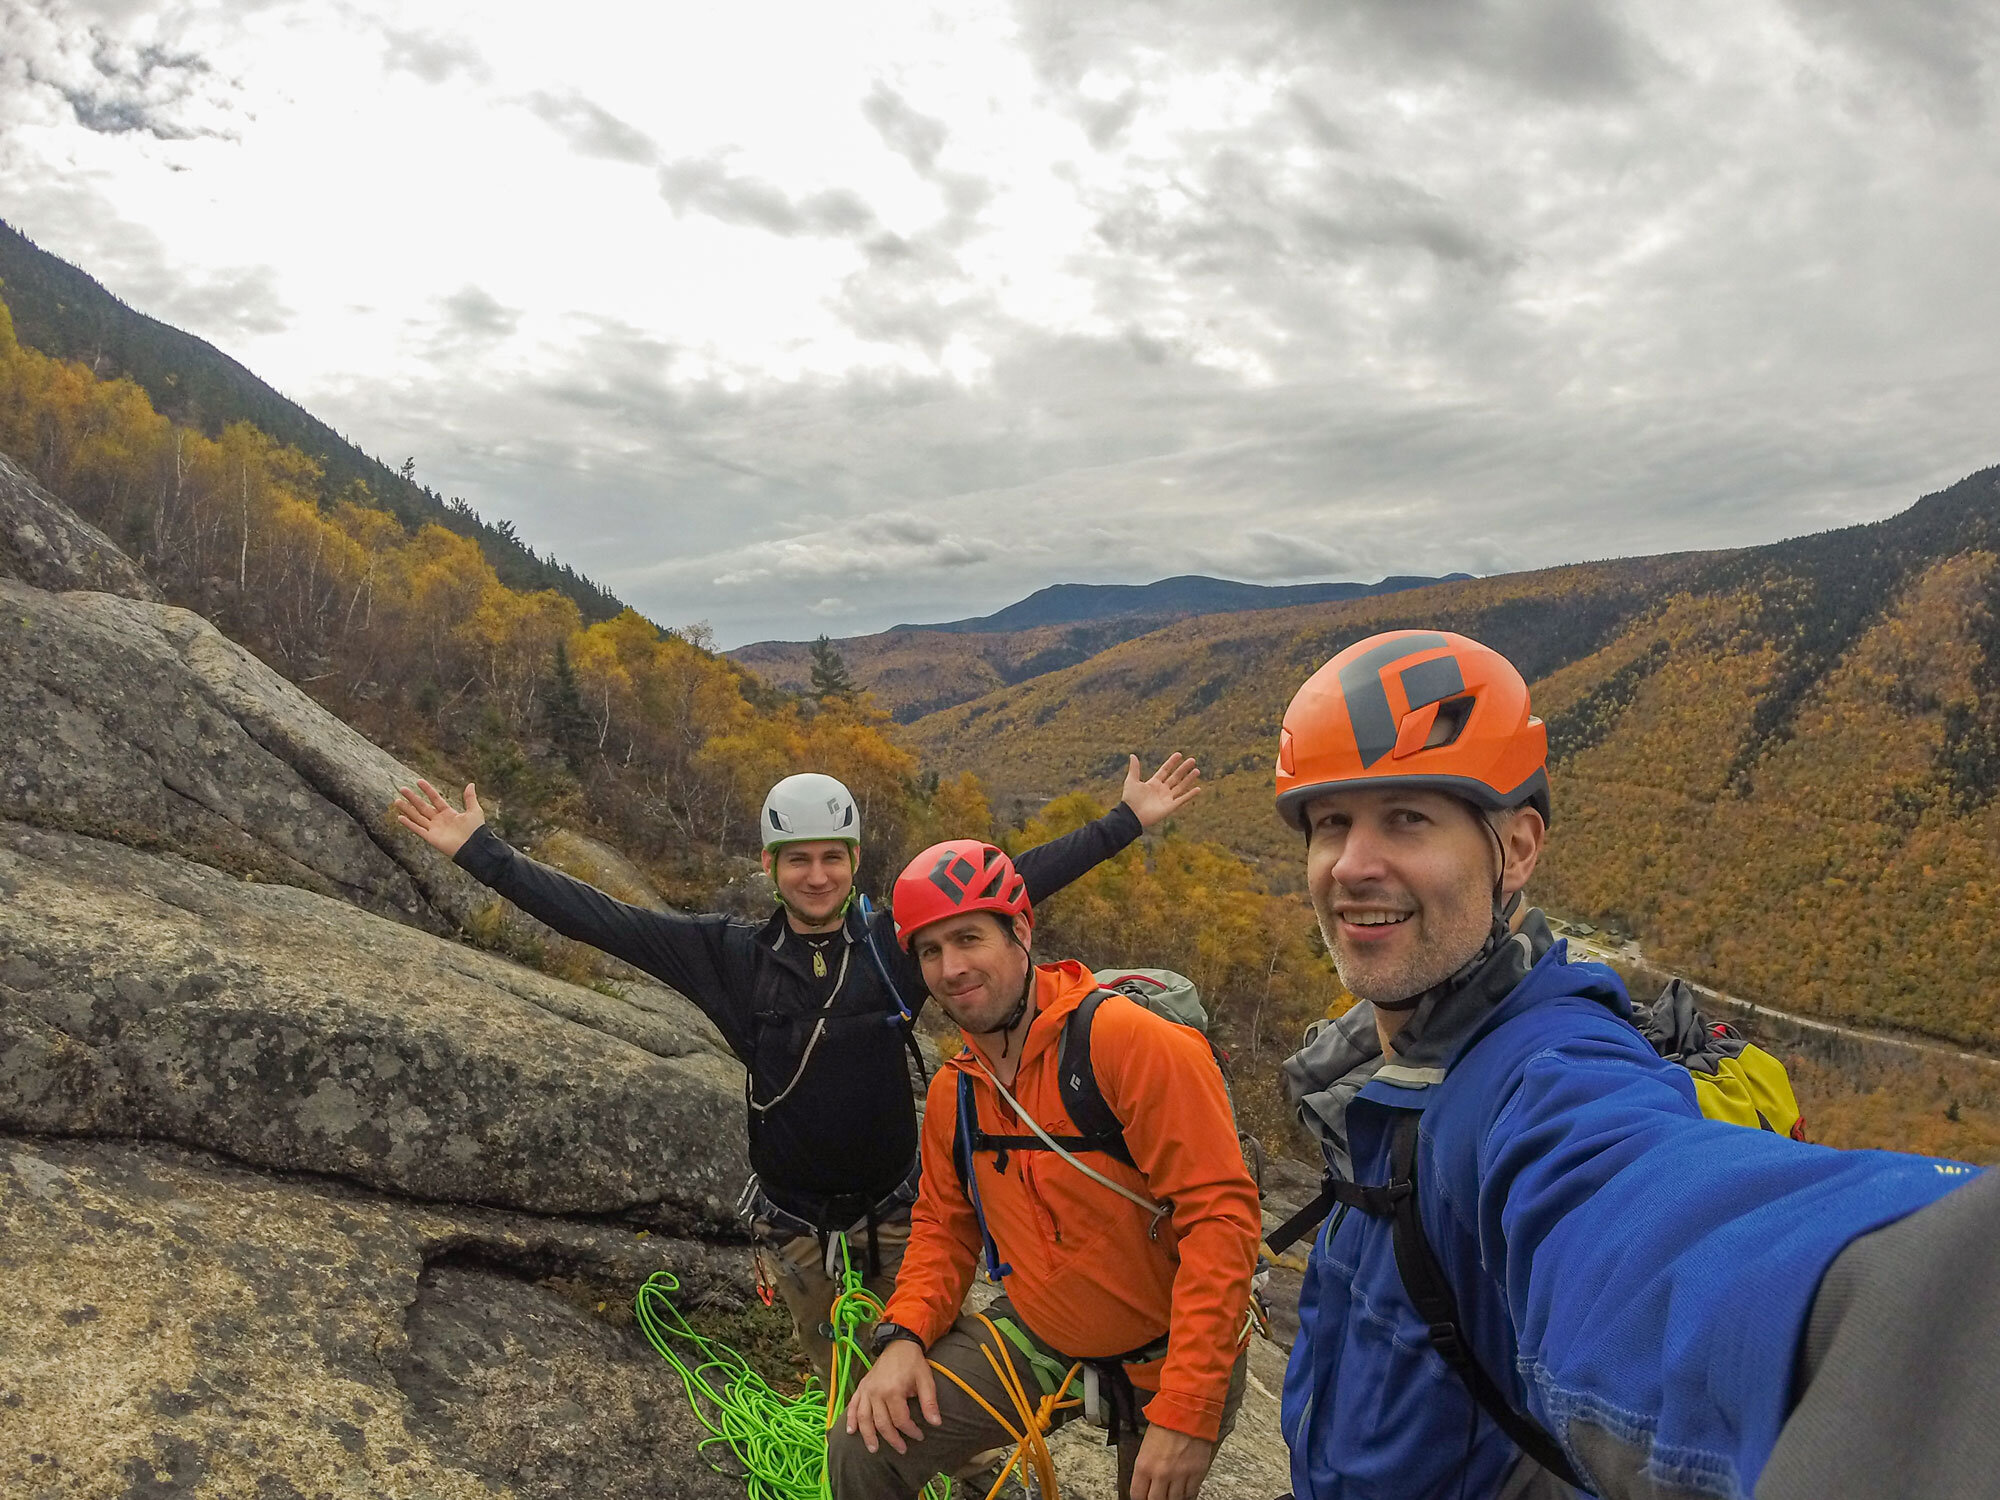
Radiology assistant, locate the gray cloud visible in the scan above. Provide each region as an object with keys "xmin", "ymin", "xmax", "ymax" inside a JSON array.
[
  {"xmin": 381, "ymin": 26, "xmax": 490, "ymax": 85},
  {"xmin": 58, "ymin": 87, "xmax": 192, "ymax": 137},
  {"xmin": 1235, "ymin": 529, "xmax": 1360, "ymax": 581},
  {"xmin": 526, "ymin": 91, "xmax": 656, "ymax": 164},
  {"xmin": 301, "ymin": 0, "xmax": 2000, "ymax": 642},
  {"xmin": 1, "ymin": 175, "xmax": 291, "ymax": 341},
  {"xmin": 1783, "ymin": 0, "xmax": 1999, "ymax": 124},
  {"xmin": 1335, "ymin": 0, "xmax": 1655, "ymax": 103},
  {"xmin": 1091, "ymin": 152, "xmax": 1517, "ymax": 279},
  {"xmin": 658, "ymin": 156, "xmax": 876, "ymax": 237},
  {"xmin": 306, "ymin": 283, "xmax": 2000, "ymax": 646},
  {"xmin": 704, "ymin": 515, "xmax": 998, "ymax": 589},
  {"xmin": 1077, "ymin": 88, "xmax": 1141, "ymax": 149},
  {"xmin": 1016, "ymin": 0, "xmax": 1654, "ymax": 106},
  {"xmin": 23, "ymin": 27, "xmax": 226, "ymax": 140},
  {"xmin": 150, "ymin": 262, "xmax": 291, "ymax": 339},
  {"xmin": 8, "ymin": 0, "xmax": 2000, "ymax": 650},
  {"xmin": 420, "ymin": 285, "xmax": 519, "ymax": 362},
  {"xmin": 862, "ymin": 83, "xmax": 948, "ymax": 172}
]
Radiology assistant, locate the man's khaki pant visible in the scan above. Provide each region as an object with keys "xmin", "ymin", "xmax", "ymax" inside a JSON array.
[
  {"xmin": 758, "ymin": 1219, "xmax": 912, "ymax": 1388},
  {"xmin": 826, "ymin": 1300, "xmax": 1248, "ymax": 1500}
]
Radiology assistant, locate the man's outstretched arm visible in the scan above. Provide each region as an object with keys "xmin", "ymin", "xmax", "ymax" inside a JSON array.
[
  {"xmin": 1467, "ymin": 1017, "xmax": 1975, "ymax": 1496},
  {"xmin": 1012, "ymin": 752, "xmax": 1202, "ymax": 902},
  {"xmin": 392, "ymin": 779, "xmax": 753, "ymax": 1057}
]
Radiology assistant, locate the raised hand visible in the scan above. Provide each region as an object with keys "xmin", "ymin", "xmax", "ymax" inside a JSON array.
[
  {"xmin": 391, "ymin": 779, "xmax": 486, "ymax": 858},
  {"xmin": 1120, "ymin": 752, "xmax": 1202, "ymax": 831}
]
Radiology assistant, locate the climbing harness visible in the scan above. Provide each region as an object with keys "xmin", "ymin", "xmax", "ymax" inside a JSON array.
[{"xmin": 637, "ymin": 1239, "xmax": 1088, "ymax": 1500}]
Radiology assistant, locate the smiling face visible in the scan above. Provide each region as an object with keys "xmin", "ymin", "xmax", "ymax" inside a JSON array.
[
  {"xmin": 911, "ymin": 910, "xmax": 1035, "ymax": 1037},
  {"xmin": 762, "ymin": 840, "xmax": 857, "ymax": 930},
  {"xmin": 1303, "ymin": 785, "xmax": 1541, "ymax": 1007}
]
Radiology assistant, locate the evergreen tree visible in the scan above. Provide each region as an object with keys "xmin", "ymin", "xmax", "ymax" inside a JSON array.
[
  {"xmin": 809, "ymin": 634, "xmax": 857, "ymax": 702},
  {"xmin": 544, "ymin": 639, "xmax": 594, "ymax": 769}
]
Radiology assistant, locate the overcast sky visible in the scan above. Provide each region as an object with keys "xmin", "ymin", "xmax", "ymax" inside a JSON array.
[{"xmin": 3, "ymin": 0, "xmax": 1997, "ymax": 646}]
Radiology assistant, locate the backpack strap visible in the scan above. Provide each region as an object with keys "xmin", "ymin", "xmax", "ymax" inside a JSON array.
[
  {"xmin": 1265, "ymin": 1181, "xmax": 1339, "ymax": 1256},
  {"xmin": 1054, "ymin": 988, "xmax": 1138, "ymax": 1168},
  {"xmin": 1382, "ymin": 1113, "xmax": 1590, "ymax": 1493},
  {"xmin": 857, "ymin": 894, "xmax": 929, "ymax": 1087},
  {"xmin": 955, "ymin": 1070, "xmax": 1012, "ymax": 1282}
]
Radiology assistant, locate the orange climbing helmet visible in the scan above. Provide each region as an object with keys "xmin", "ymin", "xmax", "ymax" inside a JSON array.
[
  {"xmin": 1275, "ymin": 629, "xmax": 1550, "ymax": 831},
  {"xmin": 892, "ymin": 839, "xmax": 1034, "ymax": 950}
]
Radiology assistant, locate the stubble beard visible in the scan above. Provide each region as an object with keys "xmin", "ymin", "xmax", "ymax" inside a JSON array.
[
  {"xmin": 938, "ymin": 962, "xmax": 1033, "ymax": 1039},
  {"xmin": 1317, "ymin": 891, "xmax": 1489, "ymax": 1009}
]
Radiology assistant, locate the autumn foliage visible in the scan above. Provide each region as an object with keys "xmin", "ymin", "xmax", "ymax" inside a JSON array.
[{"xmin": 0, "ymin": 290, "xmax": 954, "ymax": 885}]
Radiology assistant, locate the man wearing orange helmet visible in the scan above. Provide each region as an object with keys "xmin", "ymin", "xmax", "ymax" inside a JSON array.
[
  {"xmin": 831, "ymin": 840, "xmax": 1263, "ymax": 1500},
  {"xmin": 1274, "ymin": 629, "xmax": 1993, "ymax": 1500}
]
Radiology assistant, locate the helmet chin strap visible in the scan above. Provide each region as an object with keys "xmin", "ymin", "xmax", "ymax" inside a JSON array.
[
  {"xmin": 1373, "ymin": 812, "xmax": 1518, "ymax": 1015},
  {"xmin": 774, "ymin": 887, "xmax": 856, "ymax": 930},
  {"xmin": 992, "ymin": 927, "xmax": 1035, "ymax": 1058}
]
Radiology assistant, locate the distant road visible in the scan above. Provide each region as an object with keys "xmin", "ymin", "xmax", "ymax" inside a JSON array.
[{"xmin": 1560, "ymin": 926, "xmax": 2000, "ymax": 1074}]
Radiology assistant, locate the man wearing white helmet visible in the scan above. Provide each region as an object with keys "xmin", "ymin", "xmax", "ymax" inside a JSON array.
[{"xmin": 392, "ymin": 753, "xmax": 1201, "ymax": 1380}]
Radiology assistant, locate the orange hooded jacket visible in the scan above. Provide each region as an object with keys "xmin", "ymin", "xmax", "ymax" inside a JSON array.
[{"xmin": 882, "ymin": 959, "xmax": 1261, "ymax": 1442}]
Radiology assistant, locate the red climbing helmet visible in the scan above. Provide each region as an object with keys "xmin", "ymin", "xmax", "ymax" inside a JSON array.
[
  {"xmin": 892, "ymin": 839, "xmax": 1034, "ymax": 950},
  {"xmin": 1276, "ymin": 629, "xmax": 1550, "ymax": 831}
]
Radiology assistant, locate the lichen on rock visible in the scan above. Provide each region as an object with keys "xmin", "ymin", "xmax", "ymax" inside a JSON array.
[{"xmin": 0, "ymin": 1136, "xmax": 754, "ymax": 1500}]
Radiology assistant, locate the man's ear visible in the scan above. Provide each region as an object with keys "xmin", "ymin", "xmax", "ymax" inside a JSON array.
[
  {"xmin": 760, "ymin": 849, "xmax": 774, "ymax": 876},
  {"xmin": 1010, "ymin": 912, "xmax": 1033, "ymax": 949},
  {"xmin": 1499, "ymin": 807, "xmax": 1546, "ymax": 897}
]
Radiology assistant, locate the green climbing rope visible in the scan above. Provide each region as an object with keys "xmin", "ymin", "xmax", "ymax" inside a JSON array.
[{"xmin": 634, "ymin": 1242, "xmax": 953, "ymax": 1500}]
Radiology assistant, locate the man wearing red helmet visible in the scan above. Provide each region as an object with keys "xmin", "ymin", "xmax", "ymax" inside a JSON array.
[
  {"xmin": 832, "ymin": 840, "xmax": 1263, "ymax": 1500},
  {"xmin": 392, "ymin": 753, "xmax": 1201, "ymax": 1386},
  {"xmin": 1275, "ymin": 629, "xmax": 1995, "ymax": 1500}
]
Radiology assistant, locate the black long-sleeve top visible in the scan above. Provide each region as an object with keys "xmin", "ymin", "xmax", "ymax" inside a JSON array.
[{"xmin": 455, "ymin": 805, "xmax": 1143, "ymax": 1227}]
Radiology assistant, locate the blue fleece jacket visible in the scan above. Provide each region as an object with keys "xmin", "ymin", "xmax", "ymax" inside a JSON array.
[{"xmin": 1281, "ymin": 940, "xmax": 1978, "ymax": 1499}]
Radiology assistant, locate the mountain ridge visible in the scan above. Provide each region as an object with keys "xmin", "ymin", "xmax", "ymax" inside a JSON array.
[
  {"xmin": 883, "ymin": 571, "xmax": 1474, "ymax": 635},
  {"xmin": 732, "ymin": 571, "xmax": 1466, "ymax": 720}
]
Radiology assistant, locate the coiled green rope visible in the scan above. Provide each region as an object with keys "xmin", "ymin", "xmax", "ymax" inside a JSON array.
[{"xmin": 635, "ymin": 1243, "xmax": 953, "ymax": 1500}]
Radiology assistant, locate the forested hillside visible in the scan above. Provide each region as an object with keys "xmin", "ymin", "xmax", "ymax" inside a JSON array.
[
  {"xmin": 910, "ymin": 556, "xmax": 1712, "ymax": 856},
  {"xmin": 914, "ymin": 467, "xmax": 2000, "ymax": 1055},
  {"xmin": 0, "ymin": 289, "xmax": 978, "ymax": 900},
  {"xmin": 0, "ymin": 220, "xmax": 618, "ymax": 621},
  {"xmin": 735, "ymin": 617, "xmax": 1189, "ymax": 721}
]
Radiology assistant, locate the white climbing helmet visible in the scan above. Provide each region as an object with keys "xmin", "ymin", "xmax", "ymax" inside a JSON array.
[{"xmin": 760, "ymin": 773, "xmax": 861, "ymax": 850}]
